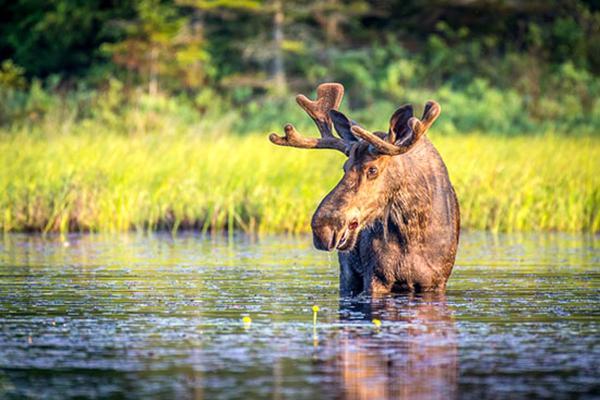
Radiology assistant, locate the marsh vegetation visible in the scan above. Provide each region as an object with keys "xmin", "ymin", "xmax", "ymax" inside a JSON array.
[{"xmin": 1, "ymin": 128, "xmax": 598, "ymax": 234}]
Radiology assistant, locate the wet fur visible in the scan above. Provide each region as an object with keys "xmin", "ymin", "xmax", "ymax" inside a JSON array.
[
  {"xmin": 269, "ymin": 83, "xmax": 459, "ymax": 295},
  {"xmin": 338, "ymin": 137, "xmax": 460, "ymax": 295}
]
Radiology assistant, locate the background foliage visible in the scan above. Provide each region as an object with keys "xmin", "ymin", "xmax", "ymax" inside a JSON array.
[
  {"xmin": 1, "ymin": 0, "xmax": 599, "ymax": 134},
  {"xmin": 0, "ymin": 0, "xmax": 598, "ymax": 233}
]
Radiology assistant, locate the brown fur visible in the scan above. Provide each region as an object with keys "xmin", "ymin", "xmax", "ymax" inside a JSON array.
[
  {"xmin": 269, "ymin": 83, "xmax": 460, "ymax": 295},
  {"xmin": 313, "ymin": 137, "xmax": 460, "ymax": 295}
]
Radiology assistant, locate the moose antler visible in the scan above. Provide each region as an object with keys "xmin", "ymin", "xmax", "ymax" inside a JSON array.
[
  {"xmin": 269, "ymin": 83, "xmax": 349, "ymax": 154},
  {"xmin": 350, "ymin": 100, "xmax": 441, "ymax": 156}
]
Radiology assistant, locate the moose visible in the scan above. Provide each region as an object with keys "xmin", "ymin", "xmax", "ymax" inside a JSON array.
[{"xmin": 269, "ymin": 83, "xmax": 460, "ymax": 295}]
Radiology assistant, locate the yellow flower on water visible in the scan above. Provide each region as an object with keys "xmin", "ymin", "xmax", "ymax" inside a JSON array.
[
  {"xmin": 372, "ymin": 318, "xmax": 382, "ymax": 327},
  {"xmin": 242, "ymin": 316, "xmax": 252, "ymax": 324},
  {"xmin": 312, "ymin": 305, "xmax": 320, "ymax": 326}
]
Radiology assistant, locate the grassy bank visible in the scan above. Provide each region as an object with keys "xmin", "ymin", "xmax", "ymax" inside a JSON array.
[{"xmin": 0, "ymin": 131, "xmax": 598, "ymax": 234}]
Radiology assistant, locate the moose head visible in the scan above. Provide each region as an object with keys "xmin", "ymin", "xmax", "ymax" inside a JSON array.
[{"xmin": 269, "ymin": 83, "xmax": 441, "ymax": 253}]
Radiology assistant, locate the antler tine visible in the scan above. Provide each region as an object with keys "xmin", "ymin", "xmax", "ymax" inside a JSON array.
[
  {"xmin": 408, "ymin": 100, "xmax": 441, "ymax": 142},
  {"xmin": 350, "ymin": 126, "xmax": 406, "ymax": 155},
  {"xmin": 269, "ymin": 82, "xmax": 348, "ymax": 154},
  {"xmin": 295, "ymin": 83, "xmax": 344, "ymax": 138},
  {"xmin": 350, "ymin": 100, "xmax": 441, "ymax": 156},
  {"xmin": 269, "ymin": 123, "xmax": 347, "ymax": 153}
]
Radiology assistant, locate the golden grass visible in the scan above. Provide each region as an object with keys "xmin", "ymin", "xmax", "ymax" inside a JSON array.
[{"xmin": 0, "ymin": 132, "xmax": 598, "ymax": 233}]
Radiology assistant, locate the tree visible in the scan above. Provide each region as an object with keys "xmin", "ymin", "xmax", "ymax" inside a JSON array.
[
  {"xmin": 0, "ymin": 0, "xmax": 136, "ymax": 78},
  {"xmin": 102, "ymin": 0, "xmax": 209, "ymax": 94}
]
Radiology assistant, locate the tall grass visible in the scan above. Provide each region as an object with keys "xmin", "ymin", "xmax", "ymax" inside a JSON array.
[{"xmin": 0, "ymin": 130, "xmax": 598, "ymax": 234}]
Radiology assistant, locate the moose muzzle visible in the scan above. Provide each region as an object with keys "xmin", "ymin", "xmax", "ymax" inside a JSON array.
[
  {"xmin": 311, "ymin": 203, "xmax": 360, "ymax": 252},
  {"xmin": 311, "ymin": 202, "xmax": 346, "ymax": 251}
]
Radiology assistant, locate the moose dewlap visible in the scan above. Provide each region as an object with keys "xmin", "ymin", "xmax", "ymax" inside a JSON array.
[{"xmin": 269, "ymin": 83, "xmax": 460, "ymax": 295}]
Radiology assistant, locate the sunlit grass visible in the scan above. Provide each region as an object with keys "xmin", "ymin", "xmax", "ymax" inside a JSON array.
[{"xmin": 0, "ymin": 131, "xmax": 598, "ymax": 233}]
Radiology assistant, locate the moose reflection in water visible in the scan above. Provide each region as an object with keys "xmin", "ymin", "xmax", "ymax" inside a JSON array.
[{"xmin": 321, "ymin": 294, "xmax": 457, "ymax": 400}]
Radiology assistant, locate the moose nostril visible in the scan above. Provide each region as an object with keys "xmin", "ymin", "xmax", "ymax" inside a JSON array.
[
  {"xmin": 329, "ymin": 230, "xmax": 338, "ymax": 251},
  {"xmin": 312, "ymin": 225, "xmax": 337, "ymax": 251}
]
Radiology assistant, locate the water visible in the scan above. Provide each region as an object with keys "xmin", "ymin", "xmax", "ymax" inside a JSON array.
[{"xmin": 0, "ymin": 232, "xmax": 598, "ymax": 399}]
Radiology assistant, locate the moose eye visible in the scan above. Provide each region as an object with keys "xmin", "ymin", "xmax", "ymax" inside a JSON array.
[{"xmin": 366, "ymin": 166, "xmax": 379, "ymax": 179}]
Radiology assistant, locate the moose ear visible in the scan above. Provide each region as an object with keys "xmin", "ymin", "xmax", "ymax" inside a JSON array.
[
  {"xmin": 388, "ymin": 104, "xmax": 414, "ymax": 146},
  {"xmin": 328, "ymin": 110, "xmax": 359, "ymax": 143}
]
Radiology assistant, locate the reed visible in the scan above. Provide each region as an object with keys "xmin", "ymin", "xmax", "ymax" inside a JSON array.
[{"xmin": 0, "ymin": 130, "xmax": 598, "ymax": 234}]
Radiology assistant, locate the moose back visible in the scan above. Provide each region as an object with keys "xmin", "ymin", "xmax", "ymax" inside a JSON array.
[{"xmin": 269, "ymin": 83, "xmax": 460, "ymax": 295}]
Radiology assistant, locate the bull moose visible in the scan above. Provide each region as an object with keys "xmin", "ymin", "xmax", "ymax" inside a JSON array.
[{"xmin": 269, "ymin": 83, "xmax": 460, "ymax": 295}]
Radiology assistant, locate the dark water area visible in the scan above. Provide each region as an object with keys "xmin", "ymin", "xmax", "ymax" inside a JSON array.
[{"xmin": 0, "ymin": 232, "xmax": 598, "ymax": 399}]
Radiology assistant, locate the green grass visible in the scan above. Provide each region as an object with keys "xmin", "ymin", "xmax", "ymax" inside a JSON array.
[{"xmin": 0, "ymin": 131, "xmax": 598, "ymax": 234}]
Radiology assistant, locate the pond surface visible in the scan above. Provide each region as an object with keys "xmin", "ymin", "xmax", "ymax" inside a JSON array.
[{"xmin": 0, "ymin": 232, "xmax": 598, "ymax": 399}]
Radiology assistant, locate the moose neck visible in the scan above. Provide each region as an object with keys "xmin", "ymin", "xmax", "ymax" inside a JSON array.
[{"xmin": 382, "ymin": 150, "xmax": 434, "ymax": 246}]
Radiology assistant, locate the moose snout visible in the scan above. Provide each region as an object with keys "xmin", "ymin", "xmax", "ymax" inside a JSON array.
[
  {"xmin": 312, "ymin": 224, "xmax": 337, "ymax": 251},
  {"xmin": 311, "ymin": 209, "xmax": 345, "ymax": 251}
]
